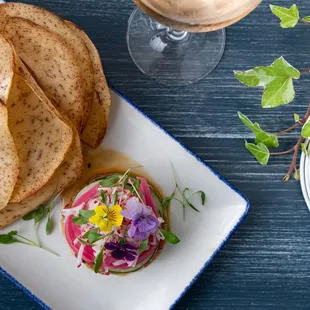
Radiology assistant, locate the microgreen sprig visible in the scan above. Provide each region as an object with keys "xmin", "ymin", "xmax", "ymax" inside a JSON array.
[
  {"xmin": 162, "ymin": 164, "xmax": 206, "ymax": 220},
  {"xmin": 23, "ymin": 192, "xmax": 62, "ymax": 241},
  {"xmin": 0, "ymin": 230, "xmax": 59, "ymax": 256}
]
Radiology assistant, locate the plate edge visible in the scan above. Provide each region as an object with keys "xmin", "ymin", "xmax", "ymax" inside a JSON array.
[
  {"xmin": 108, "ymin": 84, "xmax": 250, "ymax": 309},
  {"xmin": 1, "ymin": 84, "xmax": 250, "ymax": 310}
]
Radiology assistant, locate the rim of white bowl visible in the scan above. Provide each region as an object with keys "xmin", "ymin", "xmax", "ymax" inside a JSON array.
[{"xmin": 300, "ymin": 139, "xmax": 310, "ymax": 210}]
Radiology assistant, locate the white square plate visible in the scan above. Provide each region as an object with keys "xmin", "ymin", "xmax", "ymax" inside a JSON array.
[{"xmin": 0, "ymin": 87, "xmax": 249, "ymax": 310}]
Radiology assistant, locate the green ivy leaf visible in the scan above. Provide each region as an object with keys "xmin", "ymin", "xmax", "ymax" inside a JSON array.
[
  {"xmin": 245, "ymin": 141, "xmax": 270, "ymax": 165},
  {"xmin": 301, "ymin": 117, "xmax": 310, "ymax": 138},
  {"xmin": 160, "ymin": 229, "xmax": 180, "ymax": 244},
  {"xmin": 294, "ymin": 113, "xmax": 300, "ymax": 122},
  {"xmin": 139, "ymin": 239, "xmax": 149, "ymax": 254},
  {"xmin": 238, "ymin": 112, "xmax": 279, "ymax": 147},
  {"xmin": 234, "ymin": 57, "xmax": 300, "ymax": 108},
  {"xmin": 270, "ymin": 4, "xmax": 299, "ymax": 28},
  {"xmin": 302, "ymin": 16, "xmax": 310, "ymax": 22}
]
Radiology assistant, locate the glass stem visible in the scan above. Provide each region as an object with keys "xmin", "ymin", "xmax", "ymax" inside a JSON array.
[{"xmin": 166, "ymin": 28, "xmax": 189, "ymax": 43}]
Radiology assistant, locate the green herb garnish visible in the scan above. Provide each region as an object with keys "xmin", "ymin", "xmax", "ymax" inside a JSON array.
[
  {"xmin": 100, "ymin": 190, "xmax": 107, "ymax": 205},
  {"xmin": 99, "ymin": 175, "xmax": 121, "ymax": 187},
  {"xmin": 94, "ymin": 246, "xmax": 104, "ymax": 273},
  {"xmin": 161, "ymin": 164, "xmax": 206, "ymax": 220},
  {"xmin": 139, "ymin": 239, "xmax": 149, "ymax": 254},
  {"xmin": 160, "ymin": 229, "xmax": 180, "ymax": 244},
  {"xmin": 0, "ymin": 230, "xmax": 59, "ymax": 256},
  {"xmin": 72, "ymin": 210, "xmax": 95, "ymax": 226}
]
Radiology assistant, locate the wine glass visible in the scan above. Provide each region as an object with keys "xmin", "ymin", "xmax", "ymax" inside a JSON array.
[{"xmin": 127, "ymin": 0, "xmax": 262, "ymax": 85}]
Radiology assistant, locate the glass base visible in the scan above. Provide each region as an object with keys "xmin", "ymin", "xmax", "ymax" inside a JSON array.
[{"xmin": 127, "ymin": 8, "xmax": 226, "ymax": 86}]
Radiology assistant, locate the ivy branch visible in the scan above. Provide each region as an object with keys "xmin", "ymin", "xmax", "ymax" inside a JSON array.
[{"xmin": 234, "ymin": 4, "xmax": 310, "ymax": 181}]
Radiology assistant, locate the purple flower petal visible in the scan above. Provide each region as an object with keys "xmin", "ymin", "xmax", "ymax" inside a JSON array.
[
  {"xmin": 132, "ymin": 230, "xmax": 150, "ymax": 241},
  {"xmin": 137, "ymin": 216, "xmax": 159, "ymax": 233},
  {"xmin": 127, "ymin": 223, "xmax": 137, "ymax": 238},
  {"xmin": 111, "ymin": 249, "xmax": 126, "ymax": 260},
  {"xmin": 123, "ymin": 243, "xmax": 139, "ymax": 250},
  {"xmin": 121, "ymin": 198, "xmax": 151, "ymax": 220},
  {"xmin": 104, "ymin": 242, "xmax": 119, "ymax": 251},
  {"xmin": 125, "ymin": 252, "xmax": 136, "ymax": 261}
]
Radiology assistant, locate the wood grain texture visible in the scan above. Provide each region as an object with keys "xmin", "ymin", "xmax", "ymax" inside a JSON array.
[{"xmin": 2, "ymin": 0, "xmax": 310, "ymax": 309}]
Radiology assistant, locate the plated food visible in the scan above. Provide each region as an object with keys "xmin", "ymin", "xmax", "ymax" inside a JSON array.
[
  {"xmin": 0, "ymin": 2, "xmax": 110, "ymax": 228},
  {"xmin": 62, "ymin": 172, "xmax": 168, "ymax": 275}
]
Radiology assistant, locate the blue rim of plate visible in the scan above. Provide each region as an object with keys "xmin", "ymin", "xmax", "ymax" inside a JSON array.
[{"xmin": 0, "ymin": 84, "xmax": 250, "ymax": 310}]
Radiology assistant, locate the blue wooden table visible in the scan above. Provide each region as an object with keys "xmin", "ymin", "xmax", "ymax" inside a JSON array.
[{"xmin": 2, "ymin": 0, "xmax": 310, "ymax": 309}]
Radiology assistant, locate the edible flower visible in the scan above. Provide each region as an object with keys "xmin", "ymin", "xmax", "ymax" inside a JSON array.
[
  {"xmin": 105, "ymin": 242, "xmax": 138, "ymax": 261},
  {"xmin": 121, "ymin": 198, "xmax": 159, "ymax": 240},
  {"xmin": 89, "ymin": 205, "xmax": 123, "ymax": 232}
]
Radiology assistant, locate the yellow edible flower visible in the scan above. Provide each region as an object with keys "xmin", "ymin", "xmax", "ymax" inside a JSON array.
[{"xmin": 89, "ymin": 205, "xmax": 123, "ymax": 232}]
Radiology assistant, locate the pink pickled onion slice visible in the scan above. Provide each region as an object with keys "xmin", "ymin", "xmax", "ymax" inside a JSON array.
[
  {"xmin": 72, "ymin": 183, "xmax": 100, "ymax": 208},
  {"xmin": 64, "ymin": 215, "xmax": 95, "ymax": 263},
  {"xmin": 138, "ymin": 177, "xmax": 158, "ymax": 216}
]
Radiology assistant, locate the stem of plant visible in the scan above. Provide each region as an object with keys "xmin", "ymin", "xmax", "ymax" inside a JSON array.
[
  {"xmin": 275, "ymin": 104, "xmax": 310, "ymax": 136},
  {"xmin": 300, "ymin": 18, "xmax": 310, "ymax": 27},
  {"xmin": 271, "ymin": 137, "xmax": 303, "ymax": 182},
  {"xmin": 17, "ymin": 234, "xmax": 59, "ymax": 256}
]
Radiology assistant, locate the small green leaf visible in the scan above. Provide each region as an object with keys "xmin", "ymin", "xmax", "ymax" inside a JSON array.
[
  {"xmin": 302, "ymin": 117, "xmax": 310, "ymax": 138},
  {"xmin": 78, "ymin": 238, "xmax": 92, "ymax": 246},
  {"xmin": 245, "ymin": 141, "xmax": 270, "ymax": 165},
  {"xmin": 72, "ymin": 216, "xmax": 88, "ymax": 226},
  {"xmin": 88, "ymin": 231, "xmax": 103, "ymax": 244},
  {"xmin": 100, "ymin": 191, "xmax": 107, "ymax": 205},
  {"xmin": 270, "ymin": 4, "xmax": 299, "ymax": 28},
  {"xmin": 130, "ymin": 179, "xmax": 141, "ymax": 193},
  {"xmin": 234, "ymin": 57, "xmax": 300, "ymax": 108},
  {"xmin": 139, "ymin": 239, "xmax": 149, "ymax": 254},
  {"xmin": 46, "ymin": 215, "xmax": 53, "ymax": 235},
  {"xmin": 72, "ymin": 210, "xmax": 95, "ymax": 226},
  {"xmin": 187, "ymin": 201, "xmax": 200, "ymax": 212},
  {"xmin": 79, "ymin": 210, "xmax": 96, "ymax": 218},
  {"xmin": 162, "ymin": 197, "xmax": 172, "ymax": 209},
  {"xmin": 237, "ymin": 112, "xmax": 279, "ymax": 148},
  {"xmin": 301, "ymin": 143, "xmax": 308, "ymax": 155},
  {"xmin": 302, "ymin": 16, "xmax": 310, "ymax": 22},
  {"xmin": 112, "ymin": 191, "xmax": 118, "ymax": 205},
  {"xmin": 123, "ymin": 174, "xmax": 130, "ymax": 187},
  {"xmin": 99, "ymin": 175, "xmax": 120, "ymax": 187},
  {"xmin": 94, "ymin": 246, "xmax": 104, "ymax": 273},
  {"xmin": 82, "ymin": 228, "xmax": 98, "ymax": 239},
  {"xmin": 22, "ymin": 209, "xmax": 38, "ymax": 221},
  {"xmin": 294, "ymin": 113, "xmax": 300, "ymax": 122},
  {"xmin": 294, "ymin": 169, "xmax": 300, "ymax": 180},
  {"xmin": 34, "ymin": 205, "xmax": 46, "ymax": 226},
  {"xmin": 0, "ymin": 233, "xmax": 18, "ymax": 244},
  {"xmin": 160, "ymin": 229, "xmax": 180, "ymax": 244},
  {"xmin": 8, "ymin": 231, "xmax": 18, "ymax": 237},
  {"xmin": 198, "ymin": 191, "xmax": 206, "ymax": 205}
]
